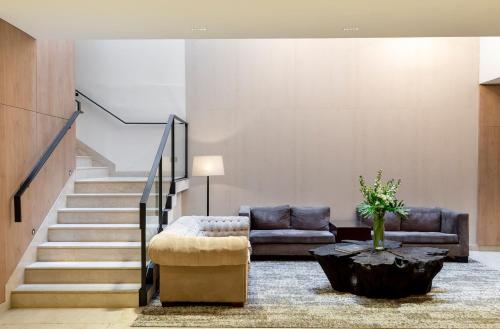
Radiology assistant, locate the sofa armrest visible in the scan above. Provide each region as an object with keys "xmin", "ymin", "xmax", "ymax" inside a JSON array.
[
  {"xmin": 239, "ymin": 205, "xmax": 251, "ymax": 217},
  {"xmin": 328, "ymin": 220, "xmax": 337, "ymax": 234},
  {"xmin": 441, "ymin": 209, "xmax": 469, "ymax": 247},
  {"xmin": 149, "ymin": 233, "xmax": 248, "ymax": 267}
]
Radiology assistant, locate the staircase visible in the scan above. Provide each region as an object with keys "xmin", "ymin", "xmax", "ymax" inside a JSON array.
[{"xmin": 10, "ymin": 155, "xmax": 176, "ymax": 308}]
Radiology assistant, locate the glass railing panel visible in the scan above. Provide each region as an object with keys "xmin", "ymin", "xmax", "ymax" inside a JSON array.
[
  {"xmin": 160, "ymin": 128, "xmax": 173, "ymax": 181},
  {"xmin": 144, "ymin": 166, "xmax": 160, "ymax": 260},
  {"xmin": 174, "ymin": 121, "xmax": 187, "ymax": 179}
]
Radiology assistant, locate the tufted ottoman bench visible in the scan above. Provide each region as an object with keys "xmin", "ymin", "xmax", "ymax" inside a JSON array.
[{"xmin": 148, "ymin": 216, "xmax": 250, "ymax": 306}]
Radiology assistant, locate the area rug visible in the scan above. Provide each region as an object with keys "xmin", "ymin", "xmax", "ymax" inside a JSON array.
[{"xmin": 133, "ymin": 260, "xmax": 500, "ymax": 328}]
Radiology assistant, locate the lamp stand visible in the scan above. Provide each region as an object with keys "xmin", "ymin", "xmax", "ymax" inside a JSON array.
[{"xmin": 206, "ymin": 176, "xmax": 210, "ymax": 216}]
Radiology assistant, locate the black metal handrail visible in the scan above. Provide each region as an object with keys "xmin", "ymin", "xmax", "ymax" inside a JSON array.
[
  {"xmin": 139, "ymin": 113, "xmax": 188, "ymax": 306},
  {"xmin": 75, "ymin": 89, "xmax": 166, "ymax": 125},
  {"xmin": 13, "ymin": 101, "xmax": 83, "ymax": 222}
]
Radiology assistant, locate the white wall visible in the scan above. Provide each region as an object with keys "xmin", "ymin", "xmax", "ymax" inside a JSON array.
[
  {"xmin": 76, "ymin": 40, "xmax": 186, "ymax": 172},
  {"xmin": 480, "ymin": 37, "xmax": 500, "ymax": 84},
  {"xmin": 184, "ymin": 38, "xmax": 480, "ymax": 244}
]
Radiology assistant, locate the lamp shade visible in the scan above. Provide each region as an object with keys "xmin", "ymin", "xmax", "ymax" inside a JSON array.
[{"xmin": 192, "ymin": 156, "xmax": 224, "ymax": 176}]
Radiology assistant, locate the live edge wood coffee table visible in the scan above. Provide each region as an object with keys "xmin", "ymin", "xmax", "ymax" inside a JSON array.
[{"xmin": 309, "ymin": 240, "xmax": 448, "ymax": 298}]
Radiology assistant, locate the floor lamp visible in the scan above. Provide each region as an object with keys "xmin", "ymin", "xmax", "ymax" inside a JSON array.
[{"xmin": 192, "ymin": 155, "xmax": 224, "ymax": 216}]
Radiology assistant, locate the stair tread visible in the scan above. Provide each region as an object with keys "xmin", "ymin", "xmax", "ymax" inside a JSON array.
[
  {"xmin": 67, "ymin": 193, "xmax": 165, "ymax": 197},
  {"xmin": 49, "ymin": 224, "xmax": 140, "ymax": 229},
  {"xmin": 75, "ymin": 177, "xmax": 149, "ymax": 183},
  {"xmin": 39, "ymin": 242, "xmax": 141, "ymax": 248},
  {"xmin": 58, "ymin": 208, "xmax": 145, "ymax": 212},
  {"xmin": 13, "ymin": 283, "xmax": 140, "ymax": 293},
  {"xmin": 27, "ymin": 261, "xmax": 141, "ymax": 269},
  {"xmin": 59, "ymin": 208, "xmax": 139, "ymax": 212}
]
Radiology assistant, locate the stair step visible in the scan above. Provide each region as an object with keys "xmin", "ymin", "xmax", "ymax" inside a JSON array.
[
  {"xmin": 74, "ymin": 178, "xmax": 164, "ymax": 193},
  {"xmin": 48, "ymin": 224, "xmax": 142, "ymax": 242},
  {"xmin": 66, "ymin": 193, "xmax": 172, "ymax": 208},
  {"xmin": 38, "ymin": 242, "xmax": 141, "ymax": 261},
  {"xmin": 76, "ymin": 156, "xmax": 93, "ymax": 167},
  {"xmin": 25, "ymin": 261, "xmax": 141, "ymax": 284},
  {"xmin": 76, "ymin": 167, "xmax": 109, "ymax": 179},
  {"xmin": 11, "ymin": 284, "xmax": 140, "ymax": 308},
  {"xmin": 58, "ymin": 208, "xmax": 139, "ymax": 224},
  {"xmin": 57, "ymin": 208, "xmax": 162, "ymax": 224}
]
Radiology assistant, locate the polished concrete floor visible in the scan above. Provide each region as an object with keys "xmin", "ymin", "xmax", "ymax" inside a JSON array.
[{"xmin": 0, "ymin": 251, "xmax": 498, "ymax": 329}]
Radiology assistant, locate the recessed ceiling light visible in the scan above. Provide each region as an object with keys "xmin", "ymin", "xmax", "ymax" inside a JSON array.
[
  {"xmin": 343, "ymin": 27, "xmax": 360, "ymax": 32},
  {"xmin": 192, "ymin": 27, "xmax": 208, "ymax": 32}
]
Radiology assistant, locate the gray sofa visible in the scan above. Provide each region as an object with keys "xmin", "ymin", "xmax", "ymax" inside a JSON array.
[
  {"xmin": 357, "ymin": 207, "xmax": 469, "ymax": 262},
  {"xmin": 239, "ymin": 205, "xmax": 336, "ymax": 256}
]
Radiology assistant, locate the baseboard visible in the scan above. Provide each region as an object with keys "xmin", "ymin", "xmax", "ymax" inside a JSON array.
[
  {"xmin": 474, "ymin": 245, "xmax": 500, "ymax": 251},
  {"xmin": 0, "ymin": 173, "xmax": 76, "ymax": 312}
]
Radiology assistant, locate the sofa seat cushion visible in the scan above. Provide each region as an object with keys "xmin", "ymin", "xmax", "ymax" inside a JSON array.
[
  {"xmin": 250, "ymin": 229, "xmax": 335, "ymax": 244},
  {"xmin": 149, "ymin": 233, "xmax": 249, "ymax": 267},
  {"xmin": 383, "ymin": 231, "xmax": 458, "ymax": 244},
  {"xmin": 251, "ymin": 205, "xmax": 291, "ymax": 230},
  {"xmin": 291, "ymin": 206, "xmax": 330, "ymax": 231}
]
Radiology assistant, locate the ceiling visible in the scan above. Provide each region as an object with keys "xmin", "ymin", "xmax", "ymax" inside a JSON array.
[{"xmin": 1, "ymin": 0, "xmax": 500, "ymax": 39}]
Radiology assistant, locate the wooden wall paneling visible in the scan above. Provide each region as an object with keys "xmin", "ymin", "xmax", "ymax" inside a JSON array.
[
  {"xmin": 478, "ymin": 85, "xmax": 500, "ymax": 246},
  {"xmin": 0, "ymin": 19, "xmax": 36, "ymax": 110},
  {"xmin": 479, "ymin": 85, "xmax": 500, "ymax": 126},
  {"xmin": 0, "ymin": 105, "xmax": 7, "ymax": 303},
  {"xmin": 2, "ymin": 114, "xmax": 75, "ymax": 283},
  {"xmin": 0, "ymin": 104, "xmax": 37, "ymax": 280},
  {"xmin": 34, "ymin": 113, "xmax": 75, "ymax": 217},
  {"xmin": 0, "ymin": 23, "xmax": 76, "ymax": 303},
  {"xmin": 36, "ymin": 40, "xmax": 75, "ymax": 119}
]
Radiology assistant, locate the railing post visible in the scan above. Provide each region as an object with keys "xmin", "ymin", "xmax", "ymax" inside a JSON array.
[
  {"xmin": 139, "ymin": 202, "xmax": 147, "ymax": 306},
  {"xmin": 171, "ymin": 121, "xmax": 175, "ymax": 182},
  {"xmin": 158, "ymin": 157, "xmax": 163, "ymax": 233},
  {"xmin": 138, "ymin": 115, "xmax": 187, "ymax": 306},
  {"xmin": 184, "ymin": 122, "xmax": 188, "ymax": 179}
]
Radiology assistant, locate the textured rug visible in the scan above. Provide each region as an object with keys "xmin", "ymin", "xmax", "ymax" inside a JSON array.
[{"xmin": 133, "ymin": 260, "xmax": 500, "ymax": 328}]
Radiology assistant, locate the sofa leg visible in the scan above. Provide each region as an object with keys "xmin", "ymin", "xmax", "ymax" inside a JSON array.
[
  {"xmin": 161, "ymin": 301, "xmax": 245, "ymax": 307},
  {"xmin": 453, "ymin": 256, "xmax": 469, "ymax": 263}
]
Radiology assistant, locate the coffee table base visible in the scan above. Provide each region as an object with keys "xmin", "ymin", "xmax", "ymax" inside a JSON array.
[{"xmin": 310, "ymin": 241, "xmax": 448, "ymax": 298}]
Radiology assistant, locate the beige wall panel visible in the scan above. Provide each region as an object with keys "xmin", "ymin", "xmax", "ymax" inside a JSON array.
[
  {"xmin": 184, "ymin": 38, "xmax": 479, "ymax": 244},
  {"xmin": 0, "ymin": 19, "xmax": 36, "ymax": 110},
  {"xmin": 36, "ymin": 40, "xmax": 75, "ymax": 119},
  {"xmin": 478, "ymin": 85, "xmax": 500, "ymax": 246}
]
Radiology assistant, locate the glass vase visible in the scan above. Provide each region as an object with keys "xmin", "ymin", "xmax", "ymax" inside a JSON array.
[{"xmin": 373, "ymin": 212, "xmax": 385, "ymax": 250}]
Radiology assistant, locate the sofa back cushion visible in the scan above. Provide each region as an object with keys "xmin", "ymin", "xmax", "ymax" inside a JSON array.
[
  {"xmin": 290, "ymin": 206, "xmax": 330, "ymax": 231},
  {"xmin": 198, "ymin": 216, "xmax": 250, "ymax": 237},
  {"xmin": 358, "ymin": 212, "xmax": 402, "ymax": 231},
  {"xmin": 250, "ymin": 205, "xmax": 291, "ymax": 230},
  {"xmin": 400, "ymin": 207, "xmax": 441, "ymax": 232}
]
